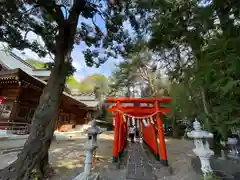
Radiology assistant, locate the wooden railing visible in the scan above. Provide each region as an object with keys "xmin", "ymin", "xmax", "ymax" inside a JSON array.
[{"xmin": 0, "ymin": 121, "xmax": 30, "ymax": 135}]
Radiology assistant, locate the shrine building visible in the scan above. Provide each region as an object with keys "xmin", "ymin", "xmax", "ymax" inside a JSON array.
[{"xmin": 0, "ymin": 51, "xmax": 99, "ymax": 133}]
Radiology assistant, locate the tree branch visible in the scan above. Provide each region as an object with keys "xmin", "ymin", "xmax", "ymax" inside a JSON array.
[
  {"xmin": 17, "ymin": 4, "xmax": 41, "ymax": 21},
  {"xmin": 69, "ymin": 0, "xmax": 87, "ymax": 21},
  {"xmin": 23, "ymin": 29, "xmax": 32, "ymax": 40},
  {"xmin": 26, "ymin": 0, "xmax": 65, "ymax": 25}
]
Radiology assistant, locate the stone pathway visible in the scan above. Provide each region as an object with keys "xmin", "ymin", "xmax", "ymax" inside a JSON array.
[
  {"xmin": 125, "ymin": 142, "xmax": 157, "ymax": 180},
  {"xmin": 124, "ymin": 139, "xmax": 202, "ymax": 180}
]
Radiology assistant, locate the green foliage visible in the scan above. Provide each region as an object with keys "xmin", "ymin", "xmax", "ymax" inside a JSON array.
[
  {"xmin": 142, "ymin": 0, "xmax": 240, "ymax": 135},
  {"xmin": 25, "ymin": 59, "xmax": 46, "ymax": 69},
  {"xmin": 66, "ymin": 76, "xmax": 80, "ymax": 89},
  {"xmin": 109, "ymin": 48, "xmax": 167, "ymax": 97},
  {"xmin": 199, "ymin": 36, "xmax": 240, "ymax": 137},
  {"xmin": 107, "ymin": 0, "xmax": 240, "ymax": 140},
  {"xmin": 78, "ymin": 74, "xmax": 109, "ymax": 94},
  {"xmin": 168, "ymin": 82, "xmax": 197, "ymax": 119},
  {"xmin": 109, "ymin": 60, "xmax": 135, "ymax": 95}
]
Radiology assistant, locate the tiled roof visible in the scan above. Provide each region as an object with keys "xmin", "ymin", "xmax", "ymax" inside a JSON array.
[
  {"xmin": 73, "ymin": 95, "xmax": 100, "ymax": 109},
  {"xmin": 70, "ymin": 91, "xmax": 101, "ymax": 109},
  {"xmin": 0, "ymin": 51, "xmax": 34, "ymax": 72},
  {"xmin": 0, "ymin": 51, "xmax": 50, "ymax": 77},
  {"xmin": 31, "ymin": 70, "xmax": 50, "ymax": 77}
]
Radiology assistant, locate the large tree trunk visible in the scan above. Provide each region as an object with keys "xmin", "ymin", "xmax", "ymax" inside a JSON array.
[
  {"xmin": 0, "ymin": 50, "xmax": 68, "ymax": 180},
  {"xmin": 199, "ymin": 86, "xmax": 211, "ymax": 130},
  {"xmin": 171, "ymin": 114, "xmax": 178, "ymax": 138}
]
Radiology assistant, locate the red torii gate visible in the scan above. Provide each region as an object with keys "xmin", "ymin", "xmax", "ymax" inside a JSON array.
[{"xmin": 106, "ymin": 97, "xmax": 172, "ymax": 166}]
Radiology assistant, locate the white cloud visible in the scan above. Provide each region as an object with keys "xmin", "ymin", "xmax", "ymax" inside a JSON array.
[
  {"xmin": 71, "ymin": 46, "xmax": 85, "ymax": 71},
  {"xmin": 73, "ymin": 72, "xmax": 84, "ymax": 81},
  {"xmin": 22, "ymin": 31, "xmax": 46, "ymax": 47}
]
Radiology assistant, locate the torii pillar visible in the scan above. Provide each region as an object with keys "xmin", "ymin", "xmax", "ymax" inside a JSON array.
[
  {"xmin": 112, "ymin": 101, "xmax": 120, "ymax": 163},
  {"xmin": 155, "ymin": 101, "xmax": 168, "ymax": 166}
]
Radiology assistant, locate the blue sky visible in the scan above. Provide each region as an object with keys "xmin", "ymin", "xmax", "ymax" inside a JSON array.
[{"xmin": 13, "ymin": 11, "xmax": 132, "ymax": 81}]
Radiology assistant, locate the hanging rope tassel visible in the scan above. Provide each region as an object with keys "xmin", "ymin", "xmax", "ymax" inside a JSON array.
[
  {"xmin": 143, "ymin": 118, "xmax": 149, "ymax": 127},
  {"xmin": 132, "ymin": 117, "xmax": 136, "ymax": 126},
  {"xmin": 115, "ymin": 109, "xmax": 159, "ymax": 119},
  {"xmin": 122, "ymin": 114, "xmax": 127, "ymax": 123},
  {"xmin": 150, "ymin": 116, "xmax": 154, "ymax": 124},
  {"xmin": 127, "ymin": 116, "xmax": 130, "ymax": 126},
  {"xmin": 148, "ymin": 118, "xmax": 151, "ymax": 126},
  {"xmin": 113, "ymin": 117, "xmax": 115, "ymax": 126}
]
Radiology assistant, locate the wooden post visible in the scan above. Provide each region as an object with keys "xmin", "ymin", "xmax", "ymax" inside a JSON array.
[
  {"xmin": 112, "ymin": 101, "xmax": 120, "ymax": 163},
  {"xmin": 9, "ymin": 84, "xmax": 22, "ymax": 122},
  {"xmin": 155, "ymin": 101, "xmax": 168, "ymax": 166}
]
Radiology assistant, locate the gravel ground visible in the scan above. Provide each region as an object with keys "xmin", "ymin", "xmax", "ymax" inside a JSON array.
[
  {"xmin": 156, "ymin": 138, "xmax": 202, "ymax": 180},
  {"xmin": 0, "ymin": 132, "xmax": 120, "ymax": 180},
  {"xmin": 0, "ymin": 133, "xmax": 202, "ymax": 180}
]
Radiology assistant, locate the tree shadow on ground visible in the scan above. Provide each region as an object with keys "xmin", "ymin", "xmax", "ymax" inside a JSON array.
[{"xmin": 49, "ymin": 132, "xmax": 124, "ymax": 180}]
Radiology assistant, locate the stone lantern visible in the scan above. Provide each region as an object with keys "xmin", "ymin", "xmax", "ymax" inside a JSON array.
[
  {"xmin": 73, "ymin": 120, "xmax": 104, "ymax": 180},
  {"xmin": 227, "ymin": 137, "xmax": 238, "ymax": 158},
  {"xmin": 187, "ymin": 119, "xmax": 214, "ymax": 177}
]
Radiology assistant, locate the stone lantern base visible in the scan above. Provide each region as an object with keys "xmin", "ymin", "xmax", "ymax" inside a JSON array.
[{"xmin": 72, "ymin": 172, "xmax": 99, "ymax": 180}]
